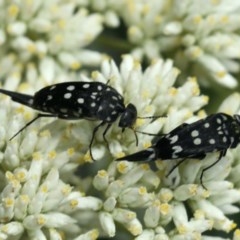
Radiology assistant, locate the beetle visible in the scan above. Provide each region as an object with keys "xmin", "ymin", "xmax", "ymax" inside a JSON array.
[
  {"xmin": 117, "ymin": 113, "xmax": 240, "ymax": 188},
  {"xmin": 0, "ymin": 81, "xmax": 139, "ymax": 160}
]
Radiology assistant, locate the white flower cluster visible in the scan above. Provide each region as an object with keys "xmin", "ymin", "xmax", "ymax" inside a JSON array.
[
  {"xmin": 2, "ymin": 56, "xmax": 237, "ymax": 239},
  {"xmin": 85, "ymin": 0, "xmax": 240, "ymax": 88},
  {"xmin": 0, "ymin": 0, "xmax": 104, "ymax": 90},
  {"xmin": 0, "ymin": 1, "xmax": 240, "ymax": 239}
]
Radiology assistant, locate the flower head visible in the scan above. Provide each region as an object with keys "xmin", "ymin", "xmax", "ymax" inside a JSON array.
[
  {"xmin": 1, "ymin": 55, "xmax": 240, "ymax": 239},
  {"xmin": 0, "ymin": 1, "xmax": 104, "ymax": 90},
  {"xmin": 85, "ymin": 0, "xmax": 240, "ymax": 88}
]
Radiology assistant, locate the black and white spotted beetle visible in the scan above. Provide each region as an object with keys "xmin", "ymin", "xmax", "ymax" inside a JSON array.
[
  {"xmin": 117, "ymin": 113, "xmax": 240, "ymax": 189},
  {"xmin": 0, "ymin": 81, "xmax": 139, "ymax": 160}
]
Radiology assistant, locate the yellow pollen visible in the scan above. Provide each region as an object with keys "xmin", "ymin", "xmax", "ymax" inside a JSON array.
[
  {"xmin": 11, "ymin": 71, "xmax": 21, "ymax": 79},
  {"xmin": 189, "ymin": 184, "xmax": 198, "ymax": 195},
  {"xmin": 229, "ymin": 222, "xmax": 237, "ymax": 231},
  {"xmin": 208, "ymin": 220, "xmax": 214, "ymax": 229},
  {"xmin": 61, "ymin": 185, "xmax": 72, "ymax": 195},
  {"xmin": 216, "ymin": 71, "xmax": 226, "ymax": 78},
  {"xmin": 27, "ymin": 0, "xmax": 33, "ymax": 5},
  {"xmin": 193, "ymin": 15, "xmax": 202, "ymax": 24},
  {"xmin": 202, "ymin": 189, "xmax": 210, "ymax": 198},
  {"xmin": 141, "ymin": 90, "xmax": 150, "ymax": 99},
  {"xmin": 161, "ymin": 192, "xmax": 173, "ymax": 202},
  {"xmin": 197, "ymin": 110, "xmax": 207, "ymax": 118},
  {"xmin": 234, "ymin": 229, "xmax": 240, "ymax": 237},
  {"xmin": 128, "ymin": 26, "xmax": 139, "ymax": 36},
  {"xmin": 32, "ymin": 152, "xmax": 42, "ymax": 161},
  {"xmin": 144, "ymin": 105, "xmax": 154, "ymax": 114},
  {"xmin": 3, "ymin": 198, "xmax": 14, "ymax": 207},
  {"xmin": 203, "ymin": 96, "xmax": 209, "ymax": 104},
  {"xmin": 115, "ymin": 151, "xmax": 125, "ymax": 158},
  {"xmin": 37, "ymin": 215, "xmax": 46, "ymax": 225},
  {"xmin": 128, "ymin": 225, "xmax": 142, "ymax": 236},
  {"xmin": 40, "ymin": 185, "xmax": 48, "ymax": 193},
  {"xmin": 127, "ymin": 0, "xmax": 135, "ymax": 12},
  {"xmin": 221, "ymin": 15, "xmax": 229, "ymax": 23},
  {"xmin": 8, "ymin": 4, "xmax": 19, "ymax": 17},
  {"xmin": 152, "ymin": 199, "xmax": 161, "ymax": 207},
  {"xmin": 133, "ymin": 60, "xmax": 141, "ymax": 70},
  {"xmin": 1, "ymin": 225, "xmax": 9, "ymax": 233},
  {"xmin": 190, "ymin": 47, "xmax": 202, "ymax": 59},
  {"xmin": 5, "ymin": 171, "xmax": 15, "ymax": 181},
  {"xmin": 90, "ymin": 229, "xmax": 99, "ymax": 239},
  {"xmin": 40, "ymin": 130, "xmax": 51, "ymax": 137},
  {"xmin": 211, "ymin": 0, "xmax": 220, "ymax": 5},
  {"xmin": 160, "ymin": 203, "xmax": 170, "ymax": 215},
  {"xmin": 70, "ymin": 199, "xmax": 78, "ymax": 209},
  {"xmin": 194, "ymin": 209, "xmax": 205, "ymax": 219},
  {"xmin": 184, "ymin": 111, "xmax": 193, "ymax": 119},
  {"xmin": 18, "ymin": 83, "xmax": 31, "ymax": 91},
  {"xmin": 143, "ymin": 141, "xmax": 152, "ymax": 148},
  {"xmin": 188, "ymin": 77, "xmax": 199, "ymax": 91},
  {"xmin": 173, "ymin": 67, "xmax": 180, "ymax": 77},
  {"xmin": 83, "ymin": 152, "xmax": 93, "ymax": 163},
  {"xmin": 27, "ymin": 44, "xmax": 36, "ymax": 53},
  {"xmin": 58, "ymin": 19, "xmax": 66, "ymax": 28},
  {"xmin": 48, "ymin": 150, "xmax": 57, "ymax": 159},
  {"xmin": 117, "ymin": 162, "xmax": 128, "ymax": 173},
  {"xmin": 67, "ymin": 148, "xmax": 75, "ymax": 156},
  {"xmin": 140, "ymin": 164, "xmax": 149, "ymax": 170},
  {"xmin": 178, "ymin": 224, "xmax": 187, "ymax": 234},
  {"xmin": 91, "ymin": 71, "xmax": 99, "ymax": 80},
  {"xmin": 15, "ymin": 171, "xmax": 26, "ymax": 182},
  {"xmin": 141, "ymin": 4, "xmax": 150, "ymax": 15},
  {"xmin": 24, "ymin": 111, "xmax": 34, "ymax": 121},
  {"xmin": 127, "ymin": 212, "xmax": 136, "ymax": 219},
  {"xmin": 168, "ymin": 87, "xmax": 177, "ymax": 96},
  {"xmin": 11, "ymin": 179, "xmax": 20, "ymax": 188},
  {"xmin": 97, "ymin": 170, "xmax": 108, "ymax": 178},
  {"xmin": 15, "ymin": 106, "xmax": 25, "ymax": 114},
  {"xmin": 192, "ymin": 85, "xmax": 200, "ymax": 96},
  {"xmin": 70, "ymin": 62, "xmax": 81, "ymax": 70},
  {"xmin": 20, "ymin": 195, "xmax": 30, "ymax": 203},
  {"xmin": 135, "ymin": 118, "xmax": 145, "ymax": 128},
  {"xmin": 54, "ymin": 35, "xmax": 63, "ymax": 44},
  {"xmin": 138, "ymin": 186, "xmax": 147, "ymax": 195},
  {"xmin": 154, "ymin": 15, "xmax": 162, "ymax": 24}
]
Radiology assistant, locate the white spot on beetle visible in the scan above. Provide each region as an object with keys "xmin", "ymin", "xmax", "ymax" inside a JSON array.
[
  {"xmin": 49, "ymin": 85, "xmax": 56, "ymax": 91},
  {"xmin": 67, "ymin": 85, "xmax": 75, "ymax": 91},
  {"xmin": 222, "ymin": 136, "xmax": 227, "ymax": 143},
  {"xmin": 191, "ymin": 130, "xmax": 199, "ymax": 137},
  {"xmin": 77, "ymin": 98, "xmax": 84, "ymax": 104},
  {"xmin": 204, "ymin": 122, "xmax": 210, "ymax": 128},
  {"xmin": 216, "ymin": 118, "xmax": 222, "ymax": 124},
  {"xmin": 169, "ymin": 135, "xmax": 178, "ymax": 144},
  {"xmin": 83, "ymin": 83, "xmax": 90, "ymax": 88},
  {"xmin": 209, "ymin": 139, "xmax": 215, "ymax": 144},
  {"xmin": 193, "ymin": 138, "xmax": 201, "ymax": 145},
  {"xmin": 64, "ymin": 93, "xmax": 72, "ymax": 99},
  {"xmin": 172, "ymin": 145, "xmax": 183, "ymax": 158},
  {"xmin": 47, "ymin": 95, "xmax": 53, "ymax": 101}
]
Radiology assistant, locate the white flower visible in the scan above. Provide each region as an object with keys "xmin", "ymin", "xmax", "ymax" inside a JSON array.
[
  {"xmin": 1, "ymin": 55, "xmax": 237, "ymax": 239},
  {"xmin": 72, "ymin": 55, "xmax": 207, "ymax": 160},
  {"xmin": 0, "ymin": 96, "xmax": 104, "ymax": 239},
  {"xmin": 0, "ymin": 1, "xmax": 104, "ymax": 90},
  {"xmin": 85, "ymin": 0, "xmax": 240, "ymax": 88}
]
